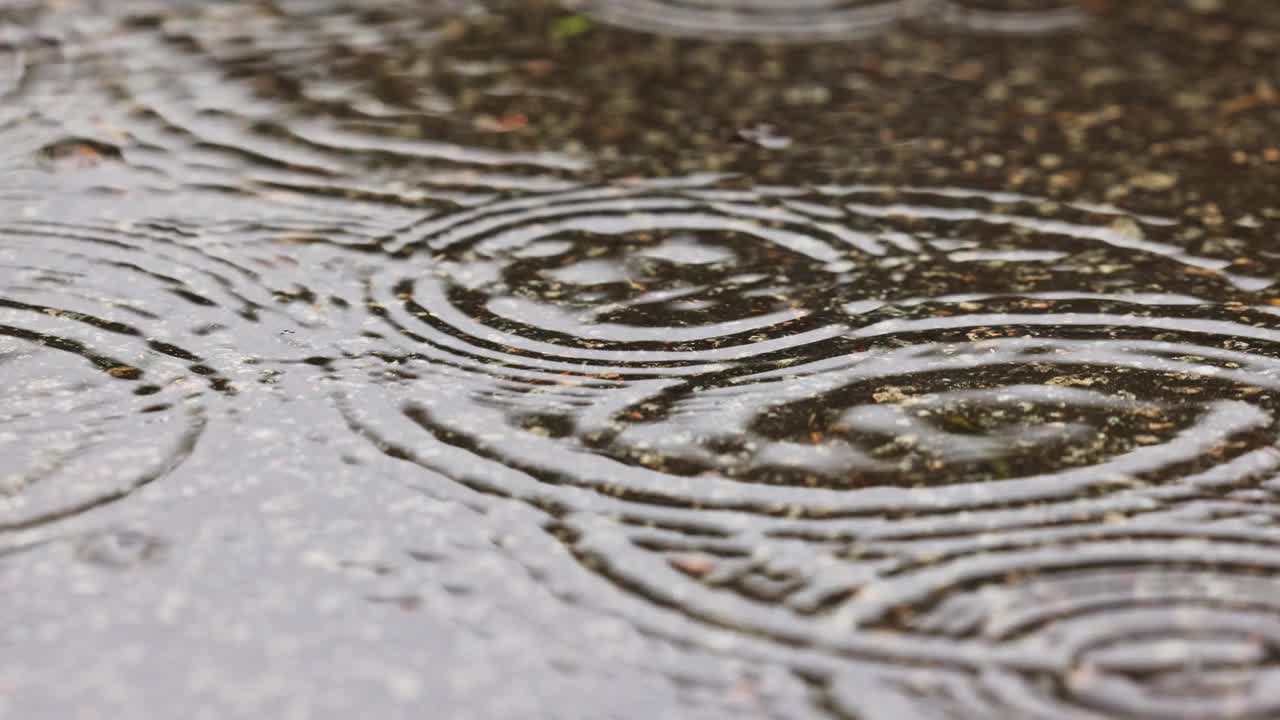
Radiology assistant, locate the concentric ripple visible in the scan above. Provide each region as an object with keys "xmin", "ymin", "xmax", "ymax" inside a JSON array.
[
  {"xmin": 877, "ymin": 553, "xmax": 1280, "ymax": 719},
  {"xmin": 92, "ymin": 3, "xmax": 588, "ymax": 197},
  {"xmin": 341, "ymin": 176, "xmax": 1280, "ymax": 717},
  {"xmin": 0, "ymin": 18, "xmax": 147, "ymax": 202},
  {"xmin": 357, "ymin": 177, "xmax": 1280, "ymax": 513},
  {"xmin": 379, "ymin": 179, "xmax": 896, "ymax": 369},
  {"xmin": 0, "ymin": 1, "xmax": 591, "ymax": 218},
  {"xmin": 565, "ymin": 0, "xmax": 1087, "ymax": 40},
  {"xmin": 0, "ymin": 340, "xmax": 203, "ymax": 533},
  {"xmin": 0, "ymin": 0, "xmax": 550, "ymax": 536},
  {"xmin": 8, "ymin": 0, "xmax": 1280, "ymax": 718},
  {"xmin": 0, "ymin": 221, "xmax": 218, "ymax": 533},
  {"xmin": 592, "ymin": 333, "xmax": 1280, "ymax": 495},
  {"xmin": 0, "ymin": 208, "xmax": 384, "ymax": 533}
]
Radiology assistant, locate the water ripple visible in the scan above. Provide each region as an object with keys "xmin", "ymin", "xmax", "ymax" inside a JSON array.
[
  {"xmin": 567, "ymin": 0, "xmax": 1088, "ymax": 40},
  {"xmin": 5, "ymin": 2, "xmax": 1280, "ymax": 717},
  {"xmin": 339, "ymin": 175, "xmax": 1280, "ymax": 717},
  {"xmin": 0, "ymin": 220, "xmax": 217, "ymax": 532},
  {"xmin": 0, "ymin": 2, "xmax": 590, "ymax": 214},
  {"xmin": 0, "ymin": 209, "xmax": 383, "ymax": 533}
]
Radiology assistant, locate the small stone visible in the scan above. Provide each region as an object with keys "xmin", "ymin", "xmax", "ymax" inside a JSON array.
[
  {"xmin": 873, "ymin": 386, "xmax": 915, "ymax": 404},
  {"xmin": 668, "ymin": 554, "xmax": 717, "ymax": 578},
  {"xmin": 1108, "ymin": 217, "xmax": 1145, "ymax": 240},
  {"xmin": 1129, "ymin": 172, "xmax": 1178, "ymax": 191},
  {"xmin": 107, "ymin": 366, "xmax": 143, "ymax": 380}
]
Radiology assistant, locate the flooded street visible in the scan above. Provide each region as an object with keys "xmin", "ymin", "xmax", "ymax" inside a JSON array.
[{"xmin": 3, "ymin": 1, "xmax": 1280, "ymax": 717}]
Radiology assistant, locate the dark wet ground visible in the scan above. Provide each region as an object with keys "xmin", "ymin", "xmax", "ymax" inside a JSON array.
[{"xmin": 3, "ymin": 0, "xmax": 1280, "ymax": 717}]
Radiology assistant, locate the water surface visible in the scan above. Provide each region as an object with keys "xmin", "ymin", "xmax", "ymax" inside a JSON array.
[{"xmin": 3, "ymin": 1, "xmax": 1280, "ymax": 718}]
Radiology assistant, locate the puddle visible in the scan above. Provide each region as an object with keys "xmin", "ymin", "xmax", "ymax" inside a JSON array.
[{"xmin": 3, "ymin": 1, "xmax": 1280, "ymax": 718}]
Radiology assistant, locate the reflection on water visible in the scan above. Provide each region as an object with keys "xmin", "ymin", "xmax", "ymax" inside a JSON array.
[
  {"xmin": 568, "ymin": 0, "xmax": 1087, "ymax": 40},
  {"xmin": 4, "ymin": 0, "xmax": 1280, "ymax": 717}
]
